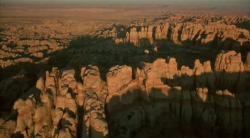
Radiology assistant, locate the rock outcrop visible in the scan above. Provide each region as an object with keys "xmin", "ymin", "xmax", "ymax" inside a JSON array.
[
  {"xmin": 107, "ymin": 65, "xmax": 133, "ymax": 95},
  {"xmin": 215, "ymin": 51, "xmax": 245, "ymax": 92},
  {"xmin": 1, "ymin": 51, "xmax": 249, "ymax": 138},
  {"xmin": 100, "ymin": 16, "xmax": 250, "ymax": 47},
  {"xmin": 2, "ymin": 67, "xmax": 108, "ymax": 138},
  {"xmin": 1, "ymin": 7, "xmax": 250, "ymax": 138},
  {"xmin": 215, "ymin": 50, "xmax": 244, "ymax": 72}
]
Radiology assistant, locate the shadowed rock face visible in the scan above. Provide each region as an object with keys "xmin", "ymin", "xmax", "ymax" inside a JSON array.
[{"xmin": 1, "ymin": 51, "xmax": 250, "ymax": 138}]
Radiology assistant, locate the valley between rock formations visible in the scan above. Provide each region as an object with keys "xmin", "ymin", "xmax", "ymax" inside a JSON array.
[{"xmin": 1, "ymin": 5, "xmax": 250, "ymax": 138}]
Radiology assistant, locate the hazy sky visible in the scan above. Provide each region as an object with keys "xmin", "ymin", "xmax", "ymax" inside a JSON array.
[{"xmin": 1, "ymin": 0, "xmax": 250, "ymax": 5}]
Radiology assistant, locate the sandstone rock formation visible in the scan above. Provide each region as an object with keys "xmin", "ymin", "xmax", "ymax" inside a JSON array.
[
  {"xmin": 1, "ymin": 13, "xmax": 250, "ymax": 138},
  {"xmin": 0, "ymin": 20, "xmax": 73, "ymax": 69},
  {"xmin": 1, "ymin": 50, "xmax": 249, "ymax": 138},
  {"xmin": 101, "ymin": 16, "xmax": 250, "ymax": 47},
  {"xmin": 1, "ymin": 67, "xmax": 108, "ymax": 138},
  {"xmin": 215, "ymin": 51, "xmax": 246, "ymax": 92},
  {"xmin": 0, "ymin": 119, "xmax": 15, "ymax": 138},
  {"xmin": 215, "ymin": 50, "xmax": 244, "ymax": 72}
]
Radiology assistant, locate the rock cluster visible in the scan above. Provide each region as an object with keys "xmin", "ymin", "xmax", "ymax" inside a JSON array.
[
  {"xmin": 4, "ymin": 67, "xmax": 108, "ymax": 138},
  {"xmin": 101, "ymin": 16, "xmax": 250, "ymax": 47},
  {"xmin": 215, "ymin": 50, "xmax": 244, "ymax": 72},
  {"xmin": 0, "ymin": 20, "xmax": 72, "ymax": 68},
  {"xmin": 1, "ymin": 8, "xmax": 250, "ymax": 138},
  {"xmin": 1, "ymin": 51, "xmax": 249, "ymax": 138}
]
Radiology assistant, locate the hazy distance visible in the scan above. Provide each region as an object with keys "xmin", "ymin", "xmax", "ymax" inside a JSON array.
[{"xmin": 1, "ymin": 0, "xmax": 250, "ymax": 6}]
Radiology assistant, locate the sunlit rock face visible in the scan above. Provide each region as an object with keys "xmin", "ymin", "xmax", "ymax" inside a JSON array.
[
  {"xmin": 8, "ymin": 67, "xmax": 108, "ymax": 138},
  {"xmin": 215, "ymin": 50, "xmax": 244, "ymax": 72},
  {"xmin": 214, "ymin": 51, "xmax": 246, "ymax": 92},
  {"xmin": 1, "ymin": 51, "xmax": 248, "ymax": 138},
  {"xmin": 106, "ymin": 52, "xmax": 250, "ymax": 138},
  {"xmin": 107, "ymin": 65, "xmax": 133, "ymax": 95}
]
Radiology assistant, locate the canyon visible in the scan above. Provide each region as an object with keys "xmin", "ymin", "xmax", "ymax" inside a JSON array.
[{"xmin": 0, "ymin": 5, "xmax": 250, "ymax": 138}]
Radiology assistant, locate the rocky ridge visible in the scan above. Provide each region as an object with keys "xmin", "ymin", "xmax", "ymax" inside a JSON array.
[
  {"xmin": 99, "ymin": 16, "xmax": 250, "ymax": 47},
  {"xmin": 1, "ymin": 50, "xmax": 250, "ymax": 138}
]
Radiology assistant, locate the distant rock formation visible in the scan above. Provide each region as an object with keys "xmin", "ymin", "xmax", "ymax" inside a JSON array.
[
  {"xmin": 1, "ymin": 51, "xmax": 249, "ymax": 138},
  {"xmin": 101, "ymin": 17, "xmax": 250, "ymax": 47}
]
